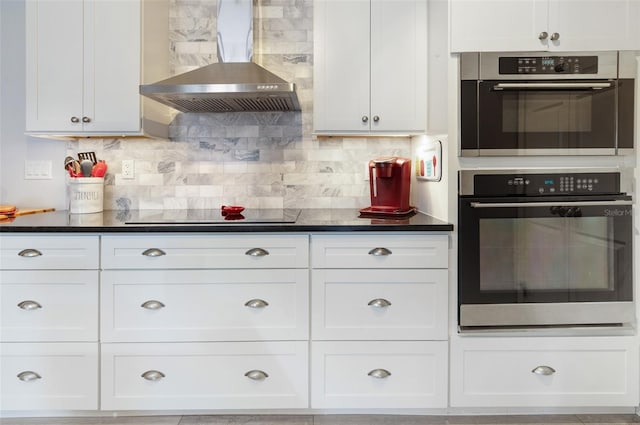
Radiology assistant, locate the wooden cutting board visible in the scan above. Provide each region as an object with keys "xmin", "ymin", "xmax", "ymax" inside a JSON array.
[{"xmin": 0, "ymin": 208, "xmax": 55, "ymax": 220}]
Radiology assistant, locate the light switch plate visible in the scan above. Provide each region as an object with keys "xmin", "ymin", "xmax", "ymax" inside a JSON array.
[{"xmin": 24, "ymin": 160, "xmax": 52, "ymax": 179}]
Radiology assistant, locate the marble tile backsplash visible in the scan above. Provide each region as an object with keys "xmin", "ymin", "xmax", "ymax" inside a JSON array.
[{"xmin": 71, "ymin": 0, "xmax": 412, "ymax": 211}]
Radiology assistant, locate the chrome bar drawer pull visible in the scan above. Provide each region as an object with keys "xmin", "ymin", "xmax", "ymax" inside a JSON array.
[
  {"xmin": 142, "ymin": 248, "xmax": 166, "ymax": 257},
  {"xmin": 141, "ymin": 300, "xmax": 165, "ymax": 310},
  {"xmin": 368, "ymin": 247, "xmax": 392, "ymax": 256},
  {"xmin": 141, "ymin": 370, "xmax": 165, "ymax": 381},
  {"xmin": 18, "ymin": 300, "xmax": 42, "ymax": 310},
  {"xmin": 368, "ymin": 298, "xmax": 392, "ymax": 308},
  {"xmin": 17, "ymin": 371, "xmax": 42, "ymax": 382},
  {"xmin": 532, "ymin": 365, "xmax": 556, "ymax": 376},
  {"xmin": 245, "ymin": 299, "xmax": 269, "ymax": 309},
  {"xmin": 18, "ymin": 249, "xmax": 42, "ymax": 258},
  {"xmin": 368, "ymin": 368, "xmax": 392, "ymax": 379},
  {"xmin": 245, "ymin": 370, "xmax": 269, "ymax": 381},
  {"xmin": 245, "ymin": 248, "xmax": 269, "ymax": 257}
]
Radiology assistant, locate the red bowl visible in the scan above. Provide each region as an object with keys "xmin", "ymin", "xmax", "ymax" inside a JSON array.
[{"xmin": 221, "ymin": 205, "xmax": 245, "ymax": 215}]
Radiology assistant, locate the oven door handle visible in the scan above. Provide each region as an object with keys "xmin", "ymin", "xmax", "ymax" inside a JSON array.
[
  {"xmin": 492, "ymin": 82, "xmax": 613, "ymax": 91},
  {"xmin": 470, "ymin": 200, "xmax": 633, "ymax": 208}
]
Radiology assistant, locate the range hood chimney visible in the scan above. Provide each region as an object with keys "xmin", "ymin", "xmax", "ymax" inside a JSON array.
[{"xmin": 140, "ymin": 0, "xmax": 300, "ymax": 113}]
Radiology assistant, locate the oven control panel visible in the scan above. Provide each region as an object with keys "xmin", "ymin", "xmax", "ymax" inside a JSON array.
[
  {"xmin": 471, "ymin": 172, "xmax": 620, "ymax": 196},
  {"xmin": 499, "ymin": 55, "xmax": 598, "ymax": 74}
]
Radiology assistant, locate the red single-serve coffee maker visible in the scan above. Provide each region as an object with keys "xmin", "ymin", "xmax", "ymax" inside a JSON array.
[{"xmin": 359, "ymin": 157, "xmax": 415, "ymax": 217}]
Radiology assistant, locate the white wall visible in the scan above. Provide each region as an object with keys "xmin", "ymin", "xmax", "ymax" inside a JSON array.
[{"xmin": 0, "ymin": 0, "xmax": 72, "ymax": 210}]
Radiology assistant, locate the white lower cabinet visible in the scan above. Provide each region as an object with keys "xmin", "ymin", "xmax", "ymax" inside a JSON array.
[
  {"xmin": 311, "ymin": 341, "xmax": 448, "ymax": 408},
  {"xmin": 101, "ymin": 269, "xmax": 309, "ymax": 342},
  {"xmin": 0, "ymin": 342, "xmax": 99, "ymax": 410},
  {"xmin": 450, "ymin": 336, "xmax": 639, "ymax": 407},
  {"xmin": 101, "ymin": 341, "xmax": 308, "ymax": 410}
]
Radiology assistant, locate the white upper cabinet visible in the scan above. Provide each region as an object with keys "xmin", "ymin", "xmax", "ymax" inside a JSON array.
[
  {"xmin": 26, "ymin": 0, "xmax": 142, "ymax": 136},
  {"xmin": 450, "ymin": 0, "xmax": 640, "ymax": 52},
  {"xmin": 314, "ymin": 0, "xmax": 427, "ymax": 135}
]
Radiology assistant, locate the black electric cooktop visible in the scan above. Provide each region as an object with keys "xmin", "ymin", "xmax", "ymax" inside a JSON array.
[{"xmin": 124, "ymin": 208, "xmax": 301, "ymax": 224}]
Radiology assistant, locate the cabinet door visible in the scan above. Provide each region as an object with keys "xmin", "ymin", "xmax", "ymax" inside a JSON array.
[
  {"xmin": 370, "ymin": 0, "xmax": 426, "ymax": 133},
  {"xmin": 313, "ymin": 0, "xmax": 370, "ymax": 133},
  {"xmin": 548, "ymin": 0, "xmax": 640, "ymax": 51},
  {"xmin": 26, "ymin": 0, "xmax": 84, "ymax": 132},
  {"xmin": 449, "ymin": 0, "xmax": 549, "ymax": 52}
]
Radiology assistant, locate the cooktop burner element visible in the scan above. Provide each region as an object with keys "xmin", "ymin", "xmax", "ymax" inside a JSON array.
[{"xmin": 124, "ymin": 209, "xmax": 301, "ymax": 224}]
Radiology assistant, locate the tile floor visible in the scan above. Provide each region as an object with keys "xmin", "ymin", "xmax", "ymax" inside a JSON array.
[{"xmin": 1, "ymin": 415, "xmax": 640, "ymax": 425}]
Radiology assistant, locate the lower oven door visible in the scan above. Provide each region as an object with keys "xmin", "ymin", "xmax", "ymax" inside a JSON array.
[{"xmin": 458, "ymin": 197, "xmax": 634, "ymax": 328}]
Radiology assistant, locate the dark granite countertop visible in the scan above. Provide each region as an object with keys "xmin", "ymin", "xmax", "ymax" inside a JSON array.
[{"xmin": 0, "ymin": 209, "xmax": 453, "ymax": 233}]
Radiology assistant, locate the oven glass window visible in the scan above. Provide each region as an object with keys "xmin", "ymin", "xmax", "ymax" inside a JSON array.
[
  {"xmin": 479, "ymin": 217, "xmax": 613, "ymax": 293},
  {"xmin": 502, "ymin": 92, "xmax": 593, "ymax": 133}
]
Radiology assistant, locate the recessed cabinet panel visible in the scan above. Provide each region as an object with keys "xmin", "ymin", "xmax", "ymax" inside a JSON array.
[
  {"xmin": 0, "ymin": 271, "xmax": 98, "ymax": 342},
  {"xmin": 313, "ymin": 0, "xmax": 427, "ymax": 134},
  {"xmin": 311, "ymin": 269, "xmax": 448, "ymax": 340},
  {"xmin": 101, "ymin": 341, "xmax": 308, "ymax": 410},
  {"xmin": 450, "ymin": 0, "xmax": 640, "ymax": 52},
  {"xmin": 311, "ymin": 341, "xmax": 448, "ymax": 408},
  {"xmin": 101, "ymin": 269, "xmax": 309, "ymax": 342},
  {"xmin": 450, "ymin": 336, "xmax": 640, "ymax": 407},
  {"xmin": 0, "ymin": 342, "xmax": 99, "ymax": 410},
  {"xmin": 0, "ymin": 235, "xmax": 100, "ymax": 270}
]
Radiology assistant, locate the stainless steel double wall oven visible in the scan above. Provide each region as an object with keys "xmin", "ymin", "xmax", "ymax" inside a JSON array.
[
  {"xmin": 460, "ymin": 51, "xmax": 637, "ymax": 156},
  {"xmin": 458, "ymin": 169, "xmax": 634, "ymax": 330}
]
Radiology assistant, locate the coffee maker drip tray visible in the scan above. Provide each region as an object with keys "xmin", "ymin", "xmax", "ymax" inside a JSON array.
[{"xmin": 359, "ymin": 206, "xmax": 417, "ymax": 218}]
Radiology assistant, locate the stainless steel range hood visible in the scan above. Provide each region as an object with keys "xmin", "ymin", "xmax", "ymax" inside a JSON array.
[{"xmin": 140, "ymin": 0, "xmax": 300, "ymax": 113}]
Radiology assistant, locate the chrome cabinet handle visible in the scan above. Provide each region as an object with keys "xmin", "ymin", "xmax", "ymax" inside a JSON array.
[
  {"xmin": 245, "ymin": 247, "xmax": 269, "ymax": 257},
  {"xmin": 141, "ymin": 370, "xmax": 165, "ymax": 381},
  {"xmin": 493, "ymin": 82, "xmax": 612, "ymax": 91},
  {"xmin": 141, "ymin": 300, "xmax": 165, "ymax": 310},
  {"xmin": 373, "ymin": 115, "xmax": 380, "ymax": 122},
  {"xmin": 368, "ymin": 298, "xmax": 392, "ymax": 308},
  {"xmin": 368, "ymin": 247, "xmax": 392, "ymax": 256},
  {"xmin": 70, "ymin": 116, "xmax": 80, "ymax": 123},
  {"xmin": 368, "ymin": 368, "xmax": 392, "ymax": 379},
  {"xmin": 142, "ymin": 248, "xmax": 166, "ymax": 257},
  {"xmin": 17, "ymin": 371, "xmax": 42, "ymax": 382},
  {"xmin": 538, "ymin": 31, "xmax": 548, "ymax": 40},
  {"xmin": 245, "ymin": 369, "xmax": 269, "ymax": 381},
  {"xmin": 18, "ymin": 249, "xmax": 42, "ymax": 258},
  {"xmin": 82, "ymin": 116, "xmax": 91, "ymax": 123},
  {"xmin": 532, "ymin": 365, "xmax": 556, "ymax": 376},
  {"xmin": 18, "ymin": 300, "xmax": 42, "ymax": 310},
  {"xmin": 362, "ymin": 115, "xmax": 369, "ymax": 123},
  {"xmin": 245, "ymin": 299, "xmax": 269, "ymax": 308},
  {"xmin": 550, "ymin": 32, "xmax": 560, "ymax": 41}
]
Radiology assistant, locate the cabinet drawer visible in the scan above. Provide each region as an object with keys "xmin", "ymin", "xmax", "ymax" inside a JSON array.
[
  {"xmin": 311, "ymin": 341, "xmax": 447, "ymax": 408},
  {"xmin": 101, "ymin": 341, "xmax": 308, "ymax": 410},
  {"xmin": 450, "ymin": 336, "xmax": 639, "ymax": 407},
  {"xmin": 102, "ymin": 234, "xmax": 309, "ymax": 269},
  {"xmin": 311, "ymin": 234, "xmax": 447, "ymax": 269},
  {"xmin": 0, "ymin": 234, "xmax": 99, "ymax": 269},
  {"xmin": 0, "ymin": 271, "xmax": 98, "ymax": 342},
  {"xmin": 0, "ymin": 342, "xmax": 98, "ymax": 410},
  {"xmin": 312, "ymin": 269, "xmax": 447, "ymax": 340},
  {"xmin": 101, "ymin": 269, "xmax": 309, "ymax": 342}
]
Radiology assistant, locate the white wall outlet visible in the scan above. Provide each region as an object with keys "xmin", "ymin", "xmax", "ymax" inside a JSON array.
[
  {"xmin": 122, "ymin": 159, "xmax": 135, "ymax": 179},
  {"xmin": 24, "ymin": 160, "xmax": 52, "ymax": 179}
]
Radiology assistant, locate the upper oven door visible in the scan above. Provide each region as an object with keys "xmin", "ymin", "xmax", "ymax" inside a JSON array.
[
  {"xmin": 458, "ymin": 196, "xmax": 633, "ymax": 305},
  {"xmin": 475, "ymin": 79, "xmax": 618, "ymax": 155}
]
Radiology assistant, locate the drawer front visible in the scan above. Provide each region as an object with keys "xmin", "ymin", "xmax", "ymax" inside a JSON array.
[
  {"xmin": 311, "ymin": 341, "xmax": 448, "ymax": 409},
  {"xmin": 0, "ymin": 234, "xmax": 99, "ymax": 269},
  {"xmin": 0, "ymin": 271, "xmax": 98, "ymax": 342},
  {"xmin": 312, "ymin": 269, "xmax": 447, "ymax": 340},
  {"xmin": 450, "ymin": 336, "xmax": 639, "ymax": 407},
  {"xmin": 101, "ymin": 341, "xmax": 308, "ymax": 410},
  {"xmin": 102, "ymin": 234, "xmax": 309, "ymax": 269},
  {"xmin": 311, "ymin": 234, "xmax": 448, "ymax": 269},
  {"xmin": 0, "ymin": 342, "xmax": 98, "ymax": 410},
  {"xmin": 101, "ymin": 269, "xmax": 309, "ymax": 342}
]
